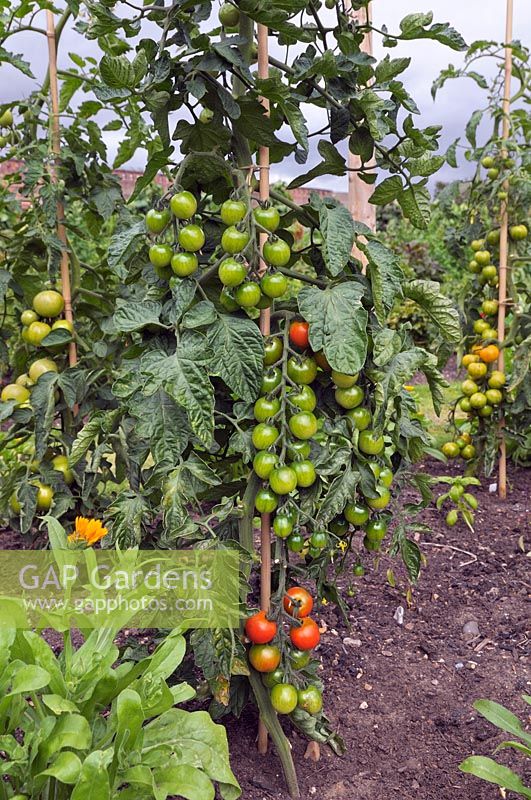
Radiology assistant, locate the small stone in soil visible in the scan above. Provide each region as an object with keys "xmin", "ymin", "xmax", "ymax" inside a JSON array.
[{"xmin": 462, "ymin": 620, "xmax": 480, "ymax": 638}]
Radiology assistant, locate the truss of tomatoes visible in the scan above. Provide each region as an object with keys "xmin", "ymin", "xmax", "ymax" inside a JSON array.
[
  {"xmin": 244, "ymin": 588, "xmax": 323, "ymax": 716},
  {"xmin": 145, "ymin": 190, "xmax": 294, "ymax": 311},
  {"xmin": 252, "ymin": 320, "xmax": 395, "ymax": 558}
]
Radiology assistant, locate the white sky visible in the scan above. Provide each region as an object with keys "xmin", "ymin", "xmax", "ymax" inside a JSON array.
[{"xmin": 1, "ymin": 1, "xmax": 530, "ymax": 191}]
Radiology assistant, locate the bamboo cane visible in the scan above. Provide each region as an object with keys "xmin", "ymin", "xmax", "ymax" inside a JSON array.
[
  {"xmin": 496, "ymin": 0, "xmax": 513, "ymax": 500},
  {"xmin": 257, "ymin": 18, "xmax": 272, "ymax": 758},
  {"xmin": 45, "ymin": 9, "xmax": 77, "ymax": 369}
]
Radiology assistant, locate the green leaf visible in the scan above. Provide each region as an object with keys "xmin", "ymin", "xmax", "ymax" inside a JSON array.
[
  {"xmin": 398, "ymin": 184, "xmax": 431, "ymax": 229},
  {"xmin": 399, "ymin": 13, "xmax": 467, "ymax": 51},
  {"xmin": 30, "ymin": 371, "xmax": 59, "ymax": 461},
  {"xmin": 132, "ymin": 390, "xmax": 190, "ymax": 465},
  {"xmin": 372, "ymin": 328, "xmax": 403, "ymax": 366},
  {"xmin": 349, "ymin": 126, "xmax": 373, "ymax": 163},
  {"xmin": 59, "ymin": 75, "xmax": 83, "ymax": 111},
  {"xmin": 100, "ymin": 54, "xmax": 136, "ymax": 89},
  {"xmin": 287, "ymin": 140, "xmax": 346, "ymax": 189},
  {"xmin": 403, "ymin": 280, "xmax": 461, "ymax": 343},
  {"xmin": 400, "ymin": 537, "xmax": 422, "ymax": 582},
  {"xmin": 459, "ymin": 756, "xmax": 531, "ymax": 798},
  {"xmin": 446, "ymin": 138, "xmax": 459, "ymax": 168},
  {"xmin": 41, "ymin": 328, "xmax": 72, "ymax": 348},
  {"xmin": 298, "ymin": 283, "xmax": 368, "ymax": 374},
  {"xmin": 70, "ymin": 410, "xmax": 120, "ymax": 466},
  {"xmin": 43, "ymin": 714, "xmax": 92, "ymax": 756},
  {"xmin": 113, "ymin": 300, "xmax": 162, "ymax": 332},
  {"xmin": 0, "ymin": 46, "xmax": 34, "ymax": 78},
  {"xmin": 144, "ymin": 333, "xmax": 215, "ymax": 445},
  {"xmin": 375, "ymin": 55, "xmax": 411, "ymax": 82},
  {"xmin": 71, "ymin": 751, "xmax": 111, "ymax": 800},
  {"xmin": 38, "ymin": 752, "xmax": 82, "ymax": 785},
  {"xmin": 317, "ymin": 198, "xmax": 355, "ymax": 277},
  {"xmin": 316, "ymin": 464, "xmax": 359, "ymax": 525},
  {"xmin": 408, "ymin": 155, "xmax": 445, "ymax": 177},
  {"xmin": 7, "ymin": 663, "xmax": 50, "ymax": 695},
  {"xmin": 207, "ymin": 314, "xmax": 263, "ymax": 402},
  {"xmin": 369, "ymin": 176, "xmax": 403, "ymax": 205},
  {"xmin": 474, "ymin": 700, "xmax": 531, "ymax": 747},
  {"xmin": 108, "ymin": 213, "xmax": 145, "ymax": 276},
  {"xmin": 362, "ymin": 239, "xmax": 403, "ymax": 324},
  {"xmin": 42, "ymin": 694, "xmax": 80, "ymax": 715},
  {"xmin": 466, "ymin": 110, "xmax": 482, "ymax": 147},
  {"xmin": 107, "ymin": 492, "xmax": 150, "ymax": 547},
  {"xmin": 128, "ymin": 147, "xmax": 173, "ymax": 203}
]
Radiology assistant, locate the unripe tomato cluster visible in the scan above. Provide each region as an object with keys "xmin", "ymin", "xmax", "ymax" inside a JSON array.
[
  {"xmin": 1, "ymin": 288, "xmax": 75, "ymax": 517},
  {"xmin": 253, "ymin": 319, "xmax": 394, "ymax": 557},
  {"xmin": 442, "ymin": 480, "xmax": 479, "ymax": 529},
  {"xmin": 145, "ymin": 190, "xmax": 293, "ymax": 310},
  {"xmin": 245, "ymin": 587, "xmax": 323, "ymax": 716}
]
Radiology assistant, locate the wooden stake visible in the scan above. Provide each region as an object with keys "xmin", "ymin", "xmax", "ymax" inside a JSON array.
[
  {"xmin": 257, "ymin": 19, "xmax": 272, "ymax": 757},
  {"xmin": 46, "ymin": 9, "xmax": 77, "ymax": 369},
  {"xmin": 496, "ymin": 0, "xmax": 513, "ymax": 500},
  {"xmin": 347, "ymin": 2, "xmax": 375, "ymax": 267}
]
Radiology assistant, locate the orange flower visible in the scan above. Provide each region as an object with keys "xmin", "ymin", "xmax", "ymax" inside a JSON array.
[{"xmin": 68, "ymin": 516, "xmax": 108, "ymax": 547}]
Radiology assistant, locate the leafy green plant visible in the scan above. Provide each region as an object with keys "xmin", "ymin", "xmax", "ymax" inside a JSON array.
[{"xmin": 460, "ymin": 697, "xmax": 531, "ymax": 798}]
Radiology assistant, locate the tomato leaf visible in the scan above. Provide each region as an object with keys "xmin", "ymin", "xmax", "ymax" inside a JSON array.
[
  {"xmin": 207, "ymin": 314, "xmax": 264, "ymax": 402},
  {"xmin": 403, "ymin": 280, "xmax": 461, "ymax": 343}
]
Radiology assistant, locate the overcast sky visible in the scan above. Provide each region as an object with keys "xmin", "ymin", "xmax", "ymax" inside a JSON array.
[{"xmin": 1, "ymin": 1, "xmax": 530, "ymax": 192}]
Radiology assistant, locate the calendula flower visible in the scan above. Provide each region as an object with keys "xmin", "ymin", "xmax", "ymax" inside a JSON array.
[{"xmin": 68, "ymin": 516, "xmax": 108, "ymax": 547}]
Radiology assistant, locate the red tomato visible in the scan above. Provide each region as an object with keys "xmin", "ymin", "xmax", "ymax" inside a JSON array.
[
  {"xmin": 289, "ymin": 617, "xmax": 320, "ymax": 651},
  {"xmin": 283, "ymin": 587, "xmax": 313, "ymax": 618},
  {"xmin": 245, "ymin": 610, "xmax": 277, "ymax": 644},
  {"xmin": 289, "ymin": 321, "xmax": 310, "ymax": 349}
]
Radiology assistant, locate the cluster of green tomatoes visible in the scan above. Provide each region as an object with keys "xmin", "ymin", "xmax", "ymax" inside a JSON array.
[
  {"xmin": 252, "ymin": 320, "xmax": 394, "ymax": 557},
  {"xmin": 145, "ymin": 190, "xmax": 293, "ymax": 309},
  {"xmin": 2, "ymin": 289, "xmax": 74, "ymax": 515}
]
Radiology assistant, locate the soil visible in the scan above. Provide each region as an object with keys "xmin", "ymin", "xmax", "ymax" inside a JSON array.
[
  {"xmin": 226, "ymin": 459, "xmax": 530, "ymax": 800},
  {"xmin": 0, "ymin": 460, "xmax": 529, "ymax": 800}
]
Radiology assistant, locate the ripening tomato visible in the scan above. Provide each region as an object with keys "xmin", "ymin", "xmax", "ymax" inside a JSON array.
[
  {"xmin": 20, "ymin": 309, "xmax": 39, "ymax": 326},
  {"xmin": 292, "ymin": 460, "xmax": 316, "ymax": 488},
  {"xmin": 255, "ymin": 488, "xmax": 278, "ymax": 513},
  {"xmin": 171, "ymin": 252, "xmax": 198, "ymax": 277},
  {"xmin": 271, "ymin": 683, "xmax": 298, "ymax": 714},
  {"xmin": 478, "ymin": 344, "xmax": 499, "ymax": 363},
  {"xmin": 462, "ymin": 353, "xmax": 480, "ymax": 367},
  {"xmin": 15, "ymin": 373, "xmax": 33, "ymax": 388},
  {"xmin": 26, "ymin": 321, "xmax": 51, "ymax": 346},
  {"xmin": 146, "ymin": 208, "xmax": 170, "ymax": 233},
  {"xmin": 289, "ymin": 411, "xmax": 318, "ymax": 440},
  {"xmin": 33, "ymin": 290, "xmax": 64, "ymax": 318},
  {"xmin": 485, "ymin": 388, "xmax": 502, "ymax": 405},
  {"xmin": 289, "ymin": 617, "xmax": 320, "ymax": 651},
  {"xmin": 245, "ymin": 610, "xmax": 277, "ymax": 644},
  {"xmin": 284, "ymin": 586, "xmax": 313, "ymax": 618},
  {"xmin": 261, "ymin": 272, "xmax": 287, "ymax": 299},
  {"xmin": 52, "ymin": 319, "xmax": 74, "ymax": 334},
  {"xmin": 313, "ymin": 350, "xmax": 330, "ymax": 371},
  {"xmin": 221, "ymin": 226, "xmax": 250, "ymax": 254},
  {"xmin": 252, "ymin": 423, "xmax": 279, "ymax": 450},
  {"xmin": 287, "ymin": 356, "xmax": 317, "ymax": 385},
  {"xmin": 467, "ymin": 362, "xmax": 487, "ymax": 380},
  {"xmin": 254, "ymin": 205, "xmax": 280, "ymax": 232},
  {"xmin": 297, "ymin": 685, "xmax": 323, "ymax": 715},
  {"xmin": 249, "ymin": 643, "xmax": 281, "ymax": 672},
  {"xmin": 289, "ymin": 384, "xmax": 316, "ymax": 413},
  {"xmin": 170, "ymin": 191, "xmax": 197, "ymax": 220},
  {"xmin": 264, "ymin": 337, "xmax": 283, "ymax": 366},
  {"xmin": 441, "ymin": 441, "xmax": 460, "ymax": 458},
  {"xmin": 29, "ymin": 358, "xmax": 58, "ymax": 383},
  {"xmin": 178, "ymin": 224, "xmax": 205, "ymax": 252},
  {"xmin": 220, "ymin": 199, "xmax": 247, "ymax": 225},
  {"xmin": 263, "ymin": 238, "xmax": 291, "ymax": 267},
  {"xmin": 289, "ymin": 321, "xmax": 310, "ymax": 349},
  {"xmin": 474, "ymin": 250, "xmax": 491, "ymax": 266},
  {"xmin": 488, "ymin": 370, "xmax": 505, "ymax": 389}
]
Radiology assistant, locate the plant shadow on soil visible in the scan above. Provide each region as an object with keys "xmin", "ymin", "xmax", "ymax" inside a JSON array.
[
  {"xmin": 226, "ymin": 459, "xmax": 530, "ymax": 800},
  {"xmin": 0, "ymin": 461, "xmax": 528, "ymax": 800}
]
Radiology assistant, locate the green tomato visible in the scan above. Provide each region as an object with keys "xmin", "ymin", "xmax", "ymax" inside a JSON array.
[
  {"xmin": 478, "ymin": 404, "xmax": 493, "ymax": 417},
  {"xmin": 329, "ymin": 516, "xmax": 349, "ymax": 535},
  {"xmin": 178, "ymin": 224, "xmax": 205, "ymax": 252},
  {"xmin": 220, "ymin": 199, "xmax": 247, "ymax": 225},
  {"xmin": 335, "ymin": 385, "xmax": 364, "ymax": 409},
  {"xmin": 34, "ymin": 482, "xmax": 54, "ymax": 511},
  {"xmin": 255, "ymin": 488, "xmax": 278, "ymax": 514},
  {"xmin": 292, "ymin": 459, "xmax": 316, "ymax": 488},
  {"xmin": 218, "ymin": 258, "xmax": 247, "ymax": 287},
  {"xmin": 469, "ymin": 392, "xmax": 487, "ymax": 409},
  {"xmin": 253, "ymin": 450, "xmax": 279, "ymax": 479},
  {"xmin": 21, "ymin": 309, "xmax": 39, "ymax": 326},
  {"xmin": 461, "ymin": 444, "xmax": 476, "ymax": 460},
  {"xmin": 353, "ymin": 562, "xmax": 365, "ymax": 577},
  {"xmin": 331, "ymin": 370, "xmax": 358, "ymax": 388},
  {"xmin": 310, "ymin": 530, "xmax": 327, "ymax": 549},
  {"xmin": 170, "ymin": 190, "xmax": 197, "ymax": 219},
  {"xmin": 486, "ymin": 229, "xmax": 500, "ymax": 246},
  {"xmin": 286, "ymin": 440, "xmax": 311, "ymax": 460},
  {"xmin": 235, "ymin": 281, "xmax": 261, "ymax": 308},
  {"xmin": 358, "ymin": 430, "xmax": 384, "ymax": 455},
  {"xmin": 254, "ymin": 205, "xmax": 280, "ymax": 232},
  {"xmin": 289, "ymin": 411, "xmax": 317, "ymax": 440},
  {"xmin": 290, "ymin": 648, "xmax": 310, "ymax": 670},
  {"xmin": 474, "ymin": 250, "xmax": 491, "ymax": 266},
  {"xmin": 461, "ymin": 380, "xmax": 478, "ymax": 397},
  {"xmin": 262, "ymin": 668, "xmax": 284, "ymax": 689},
  {"xmin": 264, "ymin": 337, "xmax": 283, "ymax": 366},
  {"xmin": 367, "ymin": 485, "xmax": 391, "ymax": 510},
  {"xmin": 269, "ymin": 466, "xmax": 298, "ymax": 495},
  {"xmin": 344, "ymin": 502, "xmax": 369, "ymax": 527},
  {"xmin": 261, "ymin": 368, "xmax": 282, "ymax": 394},
  {"xmin": 146, "ymin": 208, "xmax": 170, "ymax": 233},
  {"xmin": 481, "ymin": 156, "xmax": 495, "ymax": 168},
  {"xmin": 263, "ymin": 238, "xmax": 291, "ymax": 267},
  {"xmin": 270, "ymin": 683, "xmax": 298, "ymax": 714},
  {"xmin": 287, "ymin": 356, "xmax": 318, "ymax": 385},
  {"xmin": 219, "ymin": 289, "xmax": 239, "ymax": 312},
  {"xmin": 379, "ymin": 467, "xmax": 393, "ymax": 488},
  {"xmin": 199, "ymin": 108, "xmax": 214, "ymax": 124},
  {"xmin": 273, "ymin": 514, "xmax": 293, "ymax": 538},
  {"xmin": 51, "ymin": 454, "xmax": 74, "ymax": 485},
  {"xmin": 441, "ymin": 442, "xmax": 460, "ymax": 459},
  {"xmin": 297, "ymin": 685, "xmax": 323, "ymax": 715},
  {"xmin": 29, "ymin": 358, "xmax": 58, "ymax": 383},
  {"xmin": 346, "ymin": 407, "xmax": 371, "ymax": 431},
  {"xmin": 509, "ymin": 224, "xmax": 528, "ymax": 241},
  {"xmin": 171, "ymin": 252, "xmax": 198, "ymax": 277},
  {"xmin": 221, "ymin": 226, "xmax": 250, "ymax": 254},
  {"xmin": 252, "ymin": 423, "xmax": 279, "ymax": 450},
  {"xmin": 289, "ymin": 384, "xmax": 316, "ymax": 412},
  {"xmin": 485, "ymin": 388, "xmax": 503, "ymax": 405},
  {"xmin": 363, "ymin": 535, "xmax": 381, "ymax": 552},
  {"xmin": 260, "ymin": 272, "xmax": 288, "ymax": 299},
  {"xmin": 149, "ymin": 244, "xmax": 172, "ymax": 269},
  {"xmin": 254, "ymin": 396, "xmax": 280, "ymax": 422},
  {"xmin": 32, "ymin": 290, "xmax": 64, "ymax": 318},
  {"xmin": 26, "ymin": 321, "xmax": 51, "ymax": 346},
  {"xmin": 218, "ymin": 2, "xmax": 240, "ymax": 26},
  {"xmin": 0, "ymin": 109, "xmax": 14, "ymax": 127},
  {"xmin": 365, "ymin": 518, "xmax": 388, "ymax": 540},
  {"xmin": 287, "ymin": 532, "xmax": 304, "ymax": 553},
  {"xmin": 1, "ymin": 383, "xmax": 30, "ymax": 404}
]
